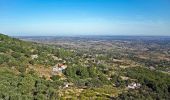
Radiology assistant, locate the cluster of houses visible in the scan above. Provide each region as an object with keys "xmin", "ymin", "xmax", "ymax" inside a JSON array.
[
  {"xmin": 31, "ymin": 53, "xmax": 68, "ymax": 75},
  {"xmin": 31, "ymin": 54, "xmax": 73, "ymax": 88},
  {"xmin": 52, "ymin": 63, "xmax": 74, "ymax": 88}
]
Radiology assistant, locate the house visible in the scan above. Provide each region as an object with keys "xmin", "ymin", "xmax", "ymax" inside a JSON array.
[
  {"xmin": 58, "ymin": 63, "xmax": 67, "ymax": 69},
  {"xmin": 128, "ymin": 82, "xmax": 141, "ymax": 89},
  {"xmin": 52, "ymin": 63, "xmax": 67, "ymax": 75}
]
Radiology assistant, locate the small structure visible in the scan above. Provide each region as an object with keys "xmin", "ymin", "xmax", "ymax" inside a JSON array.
[
  {"xmin": 58, "ymin": 63, "xmax": 67, "ymax": 69},
  {"xmin": 107, "ymin": 77, "xmax": 112, "ymax": 80},
  {"xmin": 128, "ymin": 82, "xmax": 141, "ymax": 89},
  {"xmin": 31, "ymin": 54, "xmax": 38, "ymax": 59},
  {"xmin": 52, "ymin": 63, "xmax": 67, "ymax": 75},
  {"xmin": 63, "ymin": 82, "xmax": 73, "ymax": 88}
]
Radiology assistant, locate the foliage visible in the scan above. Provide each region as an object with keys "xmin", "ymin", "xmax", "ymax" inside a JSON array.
[
  {"xmin": 0, "ymin": 67, "xmax": 59, "ymax": 100},
  {"xmin": 121, "ymin": 67, "xmax": 170, "ymax": 99}
]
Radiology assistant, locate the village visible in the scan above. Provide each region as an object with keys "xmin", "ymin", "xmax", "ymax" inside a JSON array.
[{"xmin": 30, "ymin": 52, "xmax": 142, "ymax": 91}]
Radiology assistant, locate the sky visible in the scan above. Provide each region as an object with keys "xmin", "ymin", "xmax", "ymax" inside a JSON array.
[{"xmin": 0, "ymin": 0, "xmax": 170, "ymax": 36}]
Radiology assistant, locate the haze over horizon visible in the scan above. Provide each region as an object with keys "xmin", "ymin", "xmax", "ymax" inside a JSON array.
[{"xmin": 0, "ymin": 0, "xmax": 170, "ymax": 36}]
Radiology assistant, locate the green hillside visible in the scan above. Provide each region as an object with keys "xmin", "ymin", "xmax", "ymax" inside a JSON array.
[
  {"xmin": 0, "ymin": 33, "xmax": 117, "ymax": 99},
  {"xmin": 0, "ymin": 33, "xmax": 170, "ymax": 100},
  {"xmin": 0, "ymin": 34, "xmax": 62, "ymax": 99}
]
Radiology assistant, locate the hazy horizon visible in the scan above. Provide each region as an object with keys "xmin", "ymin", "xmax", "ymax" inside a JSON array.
[
  {"xmin": 11, "ymin": 34, "xmax": 170, "ymax": 37},
  {"xmin": 1, "ymin": 0, "xmax": 170, "ymax": 36}
]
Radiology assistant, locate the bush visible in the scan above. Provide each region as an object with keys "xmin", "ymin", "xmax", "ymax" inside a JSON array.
[
  {"xmin": 64, "ymin": 65, "xmax": 89, "ymax": 79},
  {"xmin": 11, "ymin": 52, "xmax": 21, "ymax": 59},
  {"xmin": 0, "ymin": 47, "xmax": 7, "ymax": 53},
  {"xmin": 0, "ymin": 54, "xmax": 9, "ymax": 64},
  {"xmin": 50, "ymin": 75, "xmax": 60, "ymax": 81}
]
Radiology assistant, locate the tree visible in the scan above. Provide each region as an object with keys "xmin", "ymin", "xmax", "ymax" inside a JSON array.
[
  {"xmin": 88, "ymin": 67, "xmax": 98, "ymax": 78},
  {"xmin": 0, "ymin": 54, "xmax": 9, "ymax": 64},
  {"xmin": 18, "ymin": 75, "xmax": 35, "ymax": 95}
]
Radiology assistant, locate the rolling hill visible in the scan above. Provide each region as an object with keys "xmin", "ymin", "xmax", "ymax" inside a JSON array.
[{"xmin": 0, "ymin": 33, "xmax": 170, "ymax": 100}]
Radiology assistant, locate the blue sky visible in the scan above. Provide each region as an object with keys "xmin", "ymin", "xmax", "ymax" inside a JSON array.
[{"xmin": 0, "ymin": 0, "xmax": 170, "ymax": 36}]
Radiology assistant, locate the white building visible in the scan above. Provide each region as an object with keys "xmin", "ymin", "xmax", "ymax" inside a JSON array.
[
  {"xmin": 128, "ymin": 82, "xmax": 141, "ymax": 89},
  {"xmin": 31, "ymin": 54, "xmax": 38, "ymax": 59},
  {"xmin": 52, "ymin": 64, "xmax": 67, "ymax": 75}
]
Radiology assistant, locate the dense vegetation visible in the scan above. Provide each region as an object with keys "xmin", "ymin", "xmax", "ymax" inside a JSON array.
[
  {"xmin": 0, "ymin": 33, "xmax": 170, "ymax": 100},
  {"xmin": 0, "ymin": 67, "xmax": 59, "ymax": 100},
  {"xmin": 116, "ymin": 67, "xmax": 170, "ymax": 100}
]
